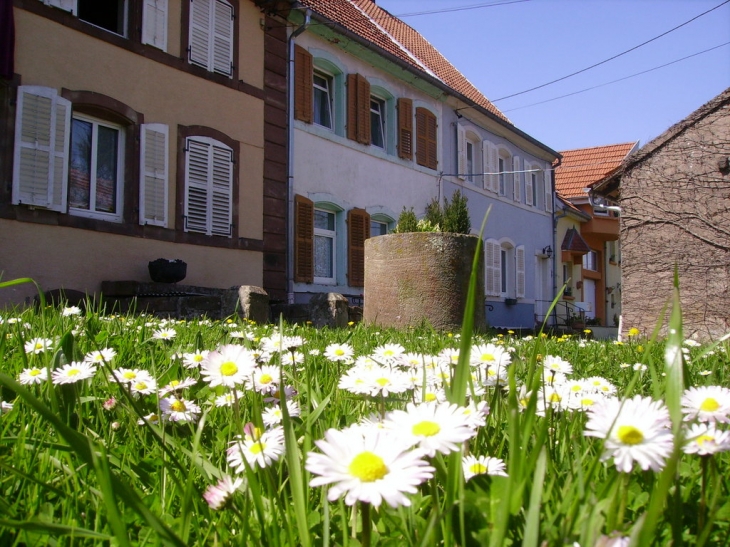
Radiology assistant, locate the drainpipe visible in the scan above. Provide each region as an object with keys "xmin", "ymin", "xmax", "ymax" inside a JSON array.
[
  {"xmin": 286, "ymin": 9, "xmax": 311, "ymax": 305},
  {"xmin": 550, "ymin": 157, "xmax": 561, "ymax": 325}
]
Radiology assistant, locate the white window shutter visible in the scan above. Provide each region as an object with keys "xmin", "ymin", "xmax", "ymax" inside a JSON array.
[
  {"xmin": 210, "ymin": 143, "xmax": 233, "ymax": 236},
  {"xmin": 544, "ymin": 168, "xmax": 553, "ymax": 212},
  {"xmin": 184, "ymin": 138, "xmax": 211, "ymax": 233},
  {"xmin": 212, "ymin": 0, "xmax": 234, "ymax": 77},
  {"xmin": 513, "ymin": 155, "xmax": 521, "ymax": 202},
  {"xmin": 457, "ymin": 125, "xmax": 466, "ymax": 180},
  {"xmin": 140, "ymin": 123, "xmax": 169, "ymax": 227},
  {"xmin": 482, "ymin": 140, "xmax": 498, "ymax": 192},
  {"xmin": 525, "ymin": 166, "xmax": 534, "ymax": 206},
  {"xmin": 189, "ymin": 0, "xmax": 211, "ymax": 70},
  {"xmin": 516, "ymin": 245, "xmax": 526, "ymax": 298},
  {"xmin": 12, "ymin": 86, "xmax": 70, "ymax": 212},
  {"xmin": 485, "ymin": 239, "xmax": 501, "ymax": 297},
  {"xmin": 43, "ymin": 0, "xmax": 77, "ymax": 15},
  {"xmin": 142, "ymin": 0, "xmax": 168, "ymax": 51}
]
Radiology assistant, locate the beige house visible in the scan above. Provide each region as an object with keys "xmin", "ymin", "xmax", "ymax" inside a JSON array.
[
  {"xmin": 593, "ymin": 88, "xmax": 730, "ymax": 341},
  {"xmin": 0, "ymin": 0, "xmax": 288, "ymax": 307}
]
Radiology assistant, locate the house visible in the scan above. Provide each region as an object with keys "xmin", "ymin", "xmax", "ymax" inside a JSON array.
[
  {"xmin": 279, "ymin": 0, "xmax": 559, "ymax": 329},
  {"xmin": 553, "ymin": 142, "xmax": 638, "ymax": 328},
  {"xmin": 592, "ymin": 88, "xmax": 730, "ymax": 341},
  {"xmin": 0, "ymin": 0, "xmax": 287, "ymax": 306}
]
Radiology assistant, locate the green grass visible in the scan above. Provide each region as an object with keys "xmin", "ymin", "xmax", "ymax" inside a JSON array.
[{"xmin": 0, "ymin": 288, "xmax": 729, "ymax": 545}]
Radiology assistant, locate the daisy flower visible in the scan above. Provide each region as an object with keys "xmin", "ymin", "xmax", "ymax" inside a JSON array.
[
  {"xmin": 371, "ymin": 343, "xmax": 406, "ymax": 365},
  {"xmin": 227, "ymin": 426, "xmax": 285, "ymax": 471},
  {"xmin": 160, "ymin": 396, "xmax": 201, "ymax": 422},
  {"xmin": 584, "ymin": 395, "xmax": 673, "ymax": 473},
  {"xmin": 24, "ymin": 337, "xmax": 54, "ymax": 354},
  {"xmin": 461, "ymin": 400, "xmax": 489, "ymax": 430},
  {"xmin": 200, "ymin": 344, "xmax": 256, "ymax": 388},
  {"xmin": 543, "ymin": 355, "xmax": 573, "ymax": 376},
  {"xmin": 84, "ymin": 348, "xmax": 117, "ymax": 365},
  {"xmin": 214, "ymin": 390, "xmax": 246, "ymax": 407},
  {"xmin": 363, "ymin": 365, "xmax": 413, "ymax": 397},
  {"xmin": 109, "ymin": 368, "xmax": 155, "ymax": 385},
  {"xmin": 203, "ymin": 475, "xmax": 245, "ymax": 510},
  {"xmin": 470, "ymin": 343, "xmax": 512, "ymax": 368},
  {"xmin": 280, "ymin": 351, "xmax": 305, "ymax": 367},
  {"xmin": 262, "ymin": 401, "xmax": 301, "ymax": 426},
  {"xmin": 462, "ymin": 455, "xmax": 508, "ymax": 481},
  {"xmin": 182, "ymin": 350, "xmax": 209, "ymax": 369},
  {"xmin": 129, "ymin": 378, "xmax": 158, "ymax": 396},
  {"xmin": 61, "ymin": 306, "xmax": 82, "ymax": 316},
  {"xmin": 18, "ymin": 366, "xmax": 48, "ymax": 385},
  {"xmin": 306, "ymin": 425, "xmax": 434, "ymax": 507},
  {"xmin": 681, "ymin": 385, "xmax": 730, "ymax": 424},
  {"xmin": 324, "ymin": 343, "xmax": 355, "ymax": 363},
  {"xmin": 152, "ymin": 328, "xmax": 176, "ymax": 340},
  {"xmin": 414, "ymin": 386, "xmax": 447, "ymax": 405},
  {"xmin": 338, "ymin": 365, "xmax": 374, "ymax": 395},
  {"xmin": 137, "ymin": 413, "xmax": 160, "ymax": 425},
  {"xmin": 260, "ymin": 335, "xmax": 304, "ymax": 353},
  {"xmin": 1, "ymin": 401, "xmax": 12, "ymax": 414},
  {"xmin": 51, "ymin": 362, "xmax": 97, "ymax": 385},
  {"xmin": 683, "ymin": 422, "xmax": 730, "ymax": 455},
  {"xmin": 383, "ymin": 402, "xmax": 476, "ymax": 457},
  {"xmin": 158, "ymin": 377, "xmax": 197, "ymax": 397},
  {"xmin": 250, "ymin": 365, "xmax": 281, "ymax": 394}
]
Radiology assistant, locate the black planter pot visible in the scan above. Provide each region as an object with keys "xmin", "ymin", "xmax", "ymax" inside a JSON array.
[{"xmin": 148, "ymin": 259, "xmax": 187, "ymax": 284}]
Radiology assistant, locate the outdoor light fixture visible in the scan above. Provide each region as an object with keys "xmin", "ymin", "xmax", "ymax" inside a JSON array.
[{"xmin": 542, "ymin": 245, "xmax": 553, "ymax": 258}]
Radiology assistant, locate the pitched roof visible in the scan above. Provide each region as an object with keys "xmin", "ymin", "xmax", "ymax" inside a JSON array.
[
  {"xmin": 553, "ymin": 142, "xmax": 638, "ymax": 199},
  {"xmin": 561, "ymin": 227, "xmax": 591, "ymax": 254},
  {"xmin": 297, "ymin": 0, "xmax": 509, "ymax": 122}
]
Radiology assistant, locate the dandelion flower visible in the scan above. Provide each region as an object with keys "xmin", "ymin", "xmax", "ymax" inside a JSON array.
[
  {"xmin": 324, "ymin": 343, "xmax": 355, "ymax": 363},
  {"xmin": 584, "ymin": 395, "xmax": 673, "ymax": 472},
  {"xmin": 160, "ymin": 396, "xmax": 201, "ymax": 422},
  {"xmin": 24, "ymin": 337, "xmax": 54, "ymax": 354},
  {"xmin": 462, "ymin": 454, "xmax": 508, "ymax": 480},
  {"xmin": 227, "ymin": 426, "xmax": 285, "ymax": 471},
  {"xmin": 306, "ymin": 426, "xmax": 434, "ymax": 507},
  {"xmin": 681, "ymin": 385, "xmax": 730, "ymax": 424},
  {"xmin": 203, "ymin": 475, "xmax": 244, "ymax": 510},
  {"xmin": 18, "ymin": 366, "xmax": 48, "ymax": 385},
  {"xmin": 200, "ymin": 344, "xmax": 256, "ymax": 388},
  {"xmin": 683, "ymin": 422, "xmax": 730, "ymax": 455},
  {"xmin": 51, "ymin": 362, "xmax": 96, "ymax": 385},
  {"xmin": 383, "ymin": 402, "xmax": 476, "ymax": 457}
]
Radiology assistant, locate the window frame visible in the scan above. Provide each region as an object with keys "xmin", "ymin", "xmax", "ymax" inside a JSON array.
[
  {"xmin": 67, "ymin": 112, "xmax": 126, "ymax": 223},
  {"xmin": 184, "ymin": 0, "xmax": 236, "ymax": 78},
  {"xmin": 313, "ymin": 69, "xmax": 334, "ymax": 130},
  {"xmin": 313, "ymin": 207, "xmax": 337, "ymax": 285},
  {"xmin": 370, "ymin": 95, "xmax": 386, "ymax": 150}
]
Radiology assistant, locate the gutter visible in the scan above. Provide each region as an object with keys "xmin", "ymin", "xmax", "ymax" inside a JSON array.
[
  {"xmin": 551, "ymin": 157, "xmax": 562, "ymax": 320},
  {"xmin": 287, "ymin": 9, "xmax": 311, "ymax": 305}
]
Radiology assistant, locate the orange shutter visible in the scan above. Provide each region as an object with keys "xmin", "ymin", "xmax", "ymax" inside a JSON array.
[
  {"xmin": 347, "ymin": 208, "xmax": 370, "ymax": 287},
  {"xmin": 416, "ymin": 107, "xmax": 437, "ymax": 170},
  {"xmin": 356, "ymin": 75, "xmax": 371, "ymax": 145},
  {"xmin": 294, "ymin": 194, "xmax": 314, "ymax": 283},
  {"xmin": 397, "ymin": 98, "xmax": 413, "ymax": 160},
  {"xmin": 294, "ymin": 45, "xmax": 313, "ymax": 124},
  {"xmin": 347, "ymin": 74, "xmax": 358, "ymax": 141}
]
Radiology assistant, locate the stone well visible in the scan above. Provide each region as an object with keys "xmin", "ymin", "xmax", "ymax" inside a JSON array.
[{"xmin": 364, "ymin": 232, "xmax": 485, "ymax": 331}]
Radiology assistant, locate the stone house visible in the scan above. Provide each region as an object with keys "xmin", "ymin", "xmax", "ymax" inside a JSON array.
[{"xmin": 592, "ymin": 88, "xmax": 730, "ymax": 340}]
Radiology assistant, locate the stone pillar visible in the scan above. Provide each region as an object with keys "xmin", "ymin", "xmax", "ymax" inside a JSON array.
[
  {"xmin": 309, "ymin": 292, "xmax": 349, "ymax": 328},
  {"xmin": 237, "ymin": 286, "xmax": 270, "ymax": 324}
]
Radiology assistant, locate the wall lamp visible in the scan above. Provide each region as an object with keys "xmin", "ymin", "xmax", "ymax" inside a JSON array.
[{"xmin": 542, "ymin": 245, "xmax": 553, "ymax": 259}]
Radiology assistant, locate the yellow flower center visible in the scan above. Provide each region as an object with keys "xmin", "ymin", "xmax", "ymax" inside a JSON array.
[
  {"xmin": 376, "ymin": 377, "xmax": 389, "ymax": 387},
  {"xmin": 424, "ymin": 393, "xmax": 437, "ymax": 402},
  {"xmin": 549, "ymin": 392, "xmax": 562, "ymax": 403},
  {"xmin": 170, "ymin": 380, "xmax": 180, "ymax": 387},
  {"xmin": 123, "ymin": 371, "xmax": 137, "ymax": 379},
  {"xmin": 220, "ymin": 362, "xmax": 238, "ymax": 376},
  {"xmin": 617, "ymin": 425, "xmax": 644, "ymax": 445},
  {"xmin": 412, "ymin": 420, "xmax": 441, "ymax": 437},
  {"xmin": 697, "ymin": 434, "xmax": 715, "ymax": 447},
  {"xmin": 249, "ymin": 442, "xmax": 266, "ymax": 455},
  {"xmin": 35, "ymin": 343, "xmax": 43, "ymax": 349},
  {"xmin": 260, "ymin": 374, "xmax": 273, "ymax": 384},
  {"xmin": 171, "ymin": 400, "xmax": 187, "ymax": 412},
  {"xmin": 335, "ymin": 349, "xmax": 345, "ymax": 356},
  {"xmin": 481, "ymin": 353, "xmax": 495, "ymax": 362},
  {"xmin": 193, "ymin": 354, "xmax": 204, "ymax": 362},
  {"xmin": 581, "ymin": 398, "xmax": 595, "ymax": 407},
  {"xmin": 571, "ymin": 384, "xmax": 582, "ymax": 392},
  {"xmin": 67, "ymin": 368, "xmax": 81, "ymax": 377},
  {"xmin": 30, "ymin": 369, "xmax": 42, "ymax": 377},
  {"xmin": 349, "ymin": 451, "xmax": 388, "ymax": 482},
  {"xmin": 469, "ymin": 463, "xmax": 487, "ymax": 475},
  {"xmin": 135, "ymin": 382, "xmax": 147, "ymax": 391},
  {"xmin": 700, "ymin": 397, "xmax": 720, "ymax": 412}
]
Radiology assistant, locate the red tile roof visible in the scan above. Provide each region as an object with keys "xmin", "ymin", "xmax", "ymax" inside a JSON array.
[
  {"xmin": 297, "ymin": 0, "xmax": 509, "ymax": 122},
  {"xmin": 554, "ymin": 142, "xmax": 638, "ymax": 199}
]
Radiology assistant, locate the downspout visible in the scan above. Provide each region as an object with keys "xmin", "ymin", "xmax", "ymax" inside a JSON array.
[
  {"xmin": 286, "ymin": 9, "xmax": 311, "ymax": 305},
  {"xmin": 550, "ymin": 157, "xmax": 562, "ymax": 326}
]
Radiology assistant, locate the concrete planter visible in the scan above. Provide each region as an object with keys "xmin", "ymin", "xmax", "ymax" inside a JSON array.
[{"xmin": 364, "ymin": 232, "xmax": 485, "ymax": 331}]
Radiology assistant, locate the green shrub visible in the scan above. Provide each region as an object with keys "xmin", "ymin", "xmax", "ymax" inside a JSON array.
[
  {"xmin": 442, "ymin": 189, "xmax": 471, "ymax": 234},
  {"xmin": 395, "ymin": 190, "xmax": 471, "ymax": 234},
  {"xmin": 393, "ymin": 207, "xmax": 419, "ymax": 233}
]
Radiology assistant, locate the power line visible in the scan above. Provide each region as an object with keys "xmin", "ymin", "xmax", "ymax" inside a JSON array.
[
  {"xmin": 392, "ymin": 0, "xmax": 532, "ymax": 18},
  {"xmin": 503, "ymin": 41, "xmax": 730, "ymax": 113},
  {"xmin": 492, "ymin": 0, "xmax": 730, "ymax": 102}
]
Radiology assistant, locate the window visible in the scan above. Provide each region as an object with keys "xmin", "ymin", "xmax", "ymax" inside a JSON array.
[
  {"xmin": 78, "ymin": 0, "xmax": 127, "ymax": 35},
  {"xmin": 498, "ymin": 157, "xmax": 506, "ymax": 196},
  {"xmin": 370, "ymin": 97, "xmax": 386, "ymax": 149},
  {"xmin": 397, "ymin": 98, "xmax": 413, "ymax": 160},
  {"xmin": 498, "ymin": 150, "xmax": 512, "ymax": 197},
  {"xmin": 313, "ymin": 70, "xmax": 334, "ymax": 129},
  {"xmin": 371, "ymin": 219, "xmax": 388, "ymax": 236},
  {"xmin": 68, "ymin": 114, "xmax": 124, "ymax": 221},
  {"xmin": 582, "ymin": 250, "xmax": 598, "ymax": 271},
  {"xmin": 531, "ymin": 172, "xmax": 538, "ymax": 207},
  {"xmin": 183, "ymin": 136, "xmax": 233, "ymax": 237},
  {"xmin": 525, "ymin": 164, "xmax": 538, "ymax": 207},
  {"xmin": 485, "ymin": 239, "xmax": 501, "ymax": 297},
  {"xmin": 458, "ymin": 126, "xmax": 482, "ymax": 184},
  {"xmin": 415, "ymin": 107, "xmax": 437, "ymax": 170},
  {"xmin": 513, "ymin": 156, "xmax": 522, "ymax": 202},
  {"xmin": 483, "ymin": 140, "xmax": 498, "ymax": 192},
  {"xmin": 188, "ymin": 0, "xmax": 233, "ymax": 77},
  {"xmin": 314, "ymin": 208, "xmax": 336, "ymax": 283},
  {"xmin": 466, "ymin": 141, "xmax": 474, "ymax": 182}
]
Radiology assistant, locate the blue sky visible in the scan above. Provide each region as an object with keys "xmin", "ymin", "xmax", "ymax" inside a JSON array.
[{"xmin": 376, "ymin": 0, "xmax": 730, "ymax": 152}]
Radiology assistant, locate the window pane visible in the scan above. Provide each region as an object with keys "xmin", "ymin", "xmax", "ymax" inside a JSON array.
[
  {"xmin": 78, "ymin": 0, "xmax": 126, "ymax": 35},
  {"xmin": 95, "ymin": 125, "xmax": 119, "ymax": 213},
  {"xmin": 314, "ymin": 209, "xmax": 335, "ymax": 230},
  {"xmin": 313, "ymin": 73, "xmax": 332, "ymax": 129},
  {"xmin": 370, "ymin": 98, "xmax": 385, "ymax": 148},
  {"xmin": 501, "ymin": 249, "xmax": 507, "ymax": 293},
  {"xmin": 371, "ymin": 220, "xmax": 387, "ymax": 236},
  {"xmin": 314, "ymin": 235, "xmax": 334, "ymax": 278},
  {"xmin": 69, "ymin": 119, "xmax": 92, "ymax": 210}
]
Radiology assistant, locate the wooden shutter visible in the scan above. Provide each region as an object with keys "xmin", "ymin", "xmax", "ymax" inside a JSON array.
[
  {"xmin": 211, "ymin": 0, "xmax": 233, "ymax": 76},
  {"xmin": 397, "ymin": 98, "xmax": 413, "ymax": 160},
  {"xmin": 139, "ymin": 123, "xmax": 169, "ymax": 227},
  {"xmin": 189, "ymin": 0, "xmax": 211, "ymax": 70},
  {"xmin": 347, "ymin": 74, "xmax": 358, "ymax": 142},
  {"xmin": 544, "ymin": 168, "xmax": 553, "ymax": 212},
  {"xmin": 210, "ymin": 143, "xmax": 233, "ymax": 236},
  {"xmin": 184, "ymin": 137, "xmax": 232, "ymax": 236},
  {"xmin": 142, "ymin": 0, "xmax": 168, "ymax": 51},
  {"xmin": 44, "ymin": 0, "xmax": 77, "ymax": 15},
  {"xmin": 513, "ymin": 155, "xmax": 521, "ymax": 202},
  {"xmin": 483, "ymin": 140, "xmax": 497, "ymax": 192},
  {"xmin": 516, "ymin": 245, "xmax": 526, "ymax": 298},
  {"xmin": 294, "ymin": 194, "xmax": 314, "ymax": 283},
  {"xmin": 485, "ymin": 239, "xmax": 501, "ymax": 297},
  {"xmin": 294, "ymin": 45, "xmax": 313, "ymax": 124},
  {"xmin": 347, "ymin": 74, "xmax": 371, "ymax": 144},
  {"xmin": 184, "ymin": 138, "xmax": 211, "ymax": 234},
  {"xmin": 457, "ymin": 125, "xmax": 466, "ymax": 180},
  {"xmin": 525, "ymin": 167, "xmax": 534, "ymax": 206},
  {"xmin": 12, "ymin": 86, "xmax": 70, "ymax": 212},
  {"xmin": 347, "ymin": 208, "xmax": 370, "ymax": 287},
  {"xmin": 415, "ymin": 107, "xmax": 437, "ymax": 170}
]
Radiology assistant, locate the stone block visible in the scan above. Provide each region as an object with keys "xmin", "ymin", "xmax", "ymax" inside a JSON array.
[
  {"xmin": 309, "ymin": 293, "xmax": 349, "ymax": 328},
  {"xmin": 237, "ymin": 286, "xmax": 270, "ymax": 324}
]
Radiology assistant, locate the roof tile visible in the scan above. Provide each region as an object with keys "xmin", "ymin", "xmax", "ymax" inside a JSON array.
[{"xmin": 554, "ymin": 142, "xmax": 638, "ymax": 199}]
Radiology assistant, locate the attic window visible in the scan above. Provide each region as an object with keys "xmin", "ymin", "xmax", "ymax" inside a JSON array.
[{"xmin": 78, "ymin": 0, "xmax": 127, "ymax": 36}]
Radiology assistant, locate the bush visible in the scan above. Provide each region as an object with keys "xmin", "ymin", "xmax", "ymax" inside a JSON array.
[
  {"xmin": 393, "ymin": 207, "xmax": 419, "ymax": 233},
  {"xmin": 442, "ymin": 189, "xmax": 471, "ymax": 234},
  {"xmin": 395, "ymin": 190, "xmax": 471, "ymax": 234}
]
